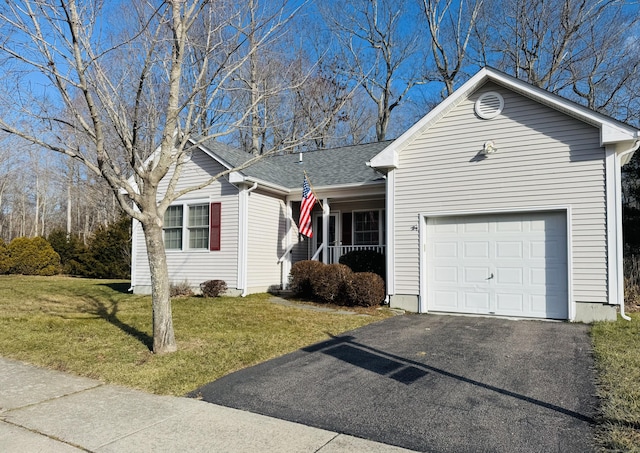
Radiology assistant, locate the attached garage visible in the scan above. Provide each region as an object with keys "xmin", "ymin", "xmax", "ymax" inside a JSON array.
[
  {"xmin": 425, "ymin": 211, "xmax": 568, "ymax": 319},
  {"xmin": 370, "ymin": 68, "xmax": 640, "ymax": 322}
]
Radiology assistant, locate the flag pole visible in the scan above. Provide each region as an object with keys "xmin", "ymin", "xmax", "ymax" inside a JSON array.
[{"xmin": 303, "ymin": 170, "xmax": 324, "ymax": 211}]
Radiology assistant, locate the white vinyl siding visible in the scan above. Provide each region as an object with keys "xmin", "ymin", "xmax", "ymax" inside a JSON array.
[
  {"xmin": 393, "ymin": 82, "xmax": 607, "ymax": 304},
  {"xmin": 247, "ymin": 190, "xmax": 287, "ymax": 291},
  {"xmin": 133, "ymin": 148, "xmax": 239, "ymax": 291}
]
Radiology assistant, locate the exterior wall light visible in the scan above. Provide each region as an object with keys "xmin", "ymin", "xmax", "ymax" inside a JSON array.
[{"xmin": 481, "ymin": 140, "xmax": 497, "ymax": 156}]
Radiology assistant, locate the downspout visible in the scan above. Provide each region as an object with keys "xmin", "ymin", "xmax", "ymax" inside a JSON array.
[
  {"xmin": 240, "ymin": 182, "xmax": 258, "ymax": 297},
  {"xmin": 617, "ymin": 142, "xmax": 640, "ymax": 321},
  {"xmin": 246, "ymin": 182, "xmax": 258, "ymax": 194}
]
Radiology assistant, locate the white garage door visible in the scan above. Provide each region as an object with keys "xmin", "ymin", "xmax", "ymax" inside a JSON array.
[{"xmin": 426, "ymin": 211, "xmax": 568, "ymax": 319}]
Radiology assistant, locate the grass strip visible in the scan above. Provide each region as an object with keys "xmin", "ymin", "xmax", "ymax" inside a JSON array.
[
  {"xmin": 0, "ymin": 275, "xmax": 392, "ymax": 395},
  {"xmin": 591, "ymin": 313, "xmax": 640, "ymax": 452}
]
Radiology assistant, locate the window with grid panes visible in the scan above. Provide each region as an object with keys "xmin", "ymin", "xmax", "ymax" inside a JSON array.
[
  {"xmin": 188, "ymin": 204, "xmax": 209, "ymax": 249},
  {"xmin": 354, "ymin": 211, "xmax": 380, "ymax": 245},
  {"xmin": 163, "ymin": 205, "xmax": 183, "ymax": 249}
]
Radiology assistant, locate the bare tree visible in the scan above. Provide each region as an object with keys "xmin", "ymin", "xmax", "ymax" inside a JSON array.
[
  {"xmin": 0, "ymin": 0, "xmax": 334, "ymax": 354},
  {"xmin": 476, "ymin": 0, "xmax": 637, "ymax": 94},
  {"xmin": 225, "ymin": 0, "xmax": 307, "ymax": 155},
  {"xmin": 320, "ymin": 0, "xmax": 424, "ymax": 141},
  {"xmin": 420, "ymin": 0, "xmax": 484, "ymax": 97}
]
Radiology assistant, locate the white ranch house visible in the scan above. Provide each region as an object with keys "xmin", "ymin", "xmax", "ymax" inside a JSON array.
[{"xmin": 131, "ymin": 67, "xmax": 640, "ymax": 322}]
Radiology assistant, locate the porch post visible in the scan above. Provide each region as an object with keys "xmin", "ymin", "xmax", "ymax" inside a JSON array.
[
  {"xmin": 283, "ymin": 199, "xmax": 293, "ymax": 289},
  {"xmin": 322, "ymin": 198, "xmax": 330, "ymax": 264},
  {"xmin": 237, "ymin": 184, "xmax": 249, "ymax": 295},
  {"xmin": 386, "ymin": 169, "xmax": 395, "ymax": 298}
]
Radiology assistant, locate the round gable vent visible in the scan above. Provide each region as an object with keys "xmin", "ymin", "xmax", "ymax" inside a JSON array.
[{"xmin": 475, "ymin": 91, "xmax": 504, "ymax": 119}]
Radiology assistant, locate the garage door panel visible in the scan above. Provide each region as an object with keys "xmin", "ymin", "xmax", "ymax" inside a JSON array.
[
  {"xmin": 496, "ymin": 293, "xmax": 524, "ymax": 313},
  {"xmin": 530, "ymin": 240, "xmax": 566, "ymax": 260},
  {"xmin": 434, "ymin": 242, "xmax": 458, "ymax": 258},
  {"xmin": 427, "ymin": 211, "xmax": 568, "ymax": 319},
  {"xmin": 432, "ymin": 219, "xmax": 459, "ymax": 233},
  {"xmin": 464, "ymin": 241, "xmax": 489, "ymax": 258},
  {"xmin": 496, "ymin": 267, "xmax": 523, "ymax": 285},
  {"xmin": 463, "ymin": 220, "xmax": 489, "ymax": 233},
  {"xmin": 434, "ymin": 291, "xmax": 458, "ymax": 309},
  {"xmin": 464, "ymin": 292, "xmax": 490, "ymax": 311},
  {"xmin": 530, "ymin": 267, "xmax": 566, "ymax": 287},
  {"xmin": 464, "ymin": 267, "xmax": 492, "ymax": 283},
  {"xmin": 495, "ymin": 219, "xmax": 524, "ymax": 232},
  {"xmin": 496, "ymin": 241, "xmax": 523, "ymax": 258},
  {"xmin": 434, "ymin": 267, "xmax": 457, "ymax": 283}
]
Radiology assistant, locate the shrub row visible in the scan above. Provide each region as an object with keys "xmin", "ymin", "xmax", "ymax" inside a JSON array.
[
  {"xmin": 289, "ymin": 260, "xmax": 385, "ymax": 307},
  {"xmin": 0, "ymin": 216, "xmax": 131, "ymax": 279}
]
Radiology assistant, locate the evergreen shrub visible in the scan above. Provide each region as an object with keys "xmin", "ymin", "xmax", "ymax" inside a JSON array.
[
  {"xmin": 83, "ymin": 216, "xmax": 131, "ymax": 279},
  {"xmin": 0, "ymin": 239, "xmax": 12, "ymax": 274},
  {"xmin": 8, "ymin": 237, "xmax": 61, "ymax": 276},
  {"xmin": 47, "ymin": 229, "xmax": 88, "ymax": 275}
]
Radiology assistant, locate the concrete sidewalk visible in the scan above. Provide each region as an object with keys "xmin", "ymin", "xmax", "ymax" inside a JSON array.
[{"xmin": 0, "ymin": 357, "xmax": 413, "ymax": 452}]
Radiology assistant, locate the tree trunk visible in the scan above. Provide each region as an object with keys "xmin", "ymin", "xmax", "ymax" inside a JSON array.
[{"xmin": 142, "ymin": 219, "xmax": 177, "ymax": 354}]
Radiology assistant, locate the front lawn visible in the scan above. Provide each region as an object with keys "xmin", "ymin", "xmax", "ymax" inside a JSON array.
[
  {"xmin": 4, "ymin": 274, "xmax": 639, "ymax": 450},
  {"xmin": 0, "ymin": 275, "xmax": 392, "ymax": 395},
  {"xmin": 592, "ymin": 313, "xmax": 640, "ymax": 452}
]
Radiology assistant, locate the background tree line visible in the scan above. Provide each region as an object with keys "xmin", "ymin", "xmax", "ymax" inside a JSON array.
[{"xmin": 1, "ymin": 0, "xmax": 637, "ymax": 246}]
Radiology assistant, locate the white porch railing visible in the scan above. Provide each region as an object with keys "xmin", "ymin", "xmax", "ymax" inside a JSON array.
[
  {"xmin": 324, "ymin": 245, "xmax": 385, "ymax": 264},
  {"xmin": 311, "ymin": 243, "xmax": 325, "ymax": 261}
]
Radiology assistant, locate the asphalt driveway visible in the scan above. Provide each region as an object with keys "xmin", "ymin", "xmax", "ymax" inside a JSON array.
[{"xmin": 190, "ymin": 315, "xmax": 597, "ymax": 452}]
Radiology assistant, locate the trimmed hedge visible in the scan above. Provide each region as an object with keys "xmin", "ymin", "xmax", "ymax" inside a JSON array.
[
  {"xmin": 312, "ymin": 263, "xmax": 353, "ymax": 304},
  {"xmin": 339, "ymin": 250, "xmax": 385, "ymax": 280},
  {"xmin": 289, "ymin": 260, "xmax": 385, "ymax": 307},
  {"xmin": 347, "ymin": 272, "xmax": 386, "ymax": 307},
  {"xmin": 289, "ymin": 260, "xmax": 326, "ymax": 298}
]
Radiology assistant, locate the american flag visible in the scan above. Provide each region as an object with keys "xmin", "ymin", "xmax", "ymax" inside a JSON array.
[{"xmin": 299, "ymin": 176, "xmax": 316, "ymax": 237}]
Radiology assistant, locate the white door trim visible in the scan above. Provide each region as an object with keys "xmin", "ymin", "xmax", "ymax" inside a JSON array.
[{"xmin": 419, "ymin": 206, "xmax": 573, "ymax": 319}]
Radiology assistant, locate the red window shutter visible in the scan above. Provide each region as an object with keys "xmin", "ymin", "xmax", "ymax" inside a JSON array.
[{"xmin": 210, "ymin": 202, "xmax": 221, "ymax": 251}]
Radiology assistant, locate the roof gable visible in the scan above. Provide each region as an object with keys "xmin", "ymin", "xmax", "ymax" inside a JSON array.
[{"xmin": 370, "ymin": 67, "xmax": 640, "ymax": 169}]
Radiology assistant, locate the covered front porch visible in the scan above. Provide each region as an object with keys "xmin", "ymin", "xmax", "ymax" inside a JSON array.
[
  {"xmin": 309, "ymin": 200, "xmax": 386, "ymax": 264},
  {"xmin": 280, "ymin": 186, "xmax": 387, "ymax": 281}
]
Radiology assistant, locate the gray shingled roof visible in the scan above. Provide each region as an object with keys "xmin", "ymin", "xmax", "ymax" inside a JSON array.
[{"xmin": 200, "ymin": 139, "xmax": 391, "ymax": 190}]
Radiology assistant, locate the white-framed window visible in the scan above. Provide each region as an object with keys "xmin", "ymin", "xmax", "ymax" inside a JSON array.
[
  {"xmin": 163, "ymin": 201, "xmax": 217, "ymax": 251},
  {"xmin": 188, "ymin": 204, "xmax": 210, "ymax": 249},
  {"xmin": 353, "ymin": 210, "xmax": 385, "ymax": 245},
  {"xmin": 163, "ymin": 205, "xmax": 184, "ymax": 250}
]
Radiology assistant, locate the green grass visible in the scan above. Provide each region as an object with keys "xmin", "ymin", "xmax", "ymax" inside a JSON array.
[
  {"xmin": 0, "ymin": 275, "xmax": 392, "ymax": 395},
  {"xmin": 592, "ymin": 313, "xmax": 640, "ymax": 452}
]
